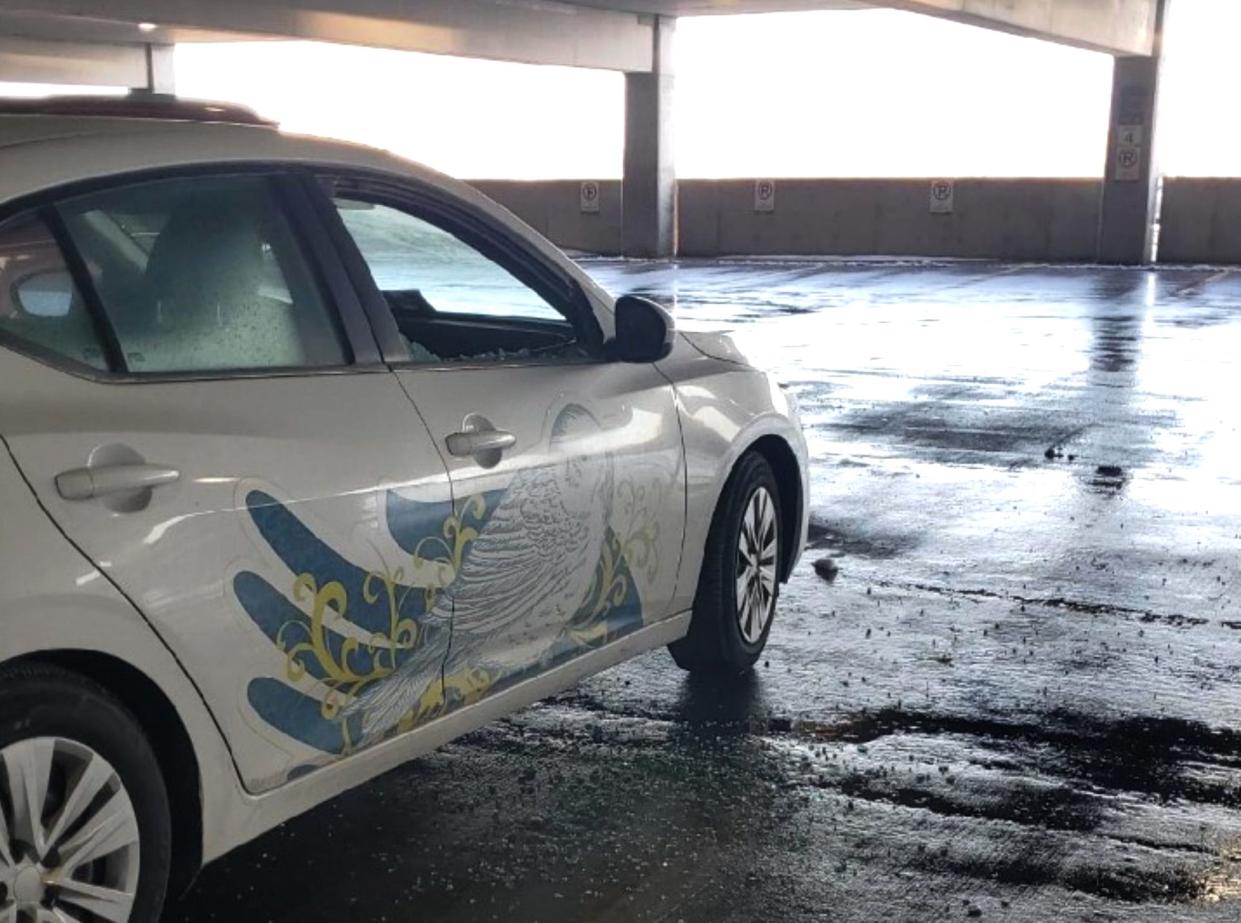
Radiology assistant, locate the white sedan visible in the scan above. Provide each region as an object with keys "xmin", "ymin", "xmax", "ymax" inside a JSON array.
[{"xmin": 0, "ymin": 95, "xmax": 808, "ymax": 923}]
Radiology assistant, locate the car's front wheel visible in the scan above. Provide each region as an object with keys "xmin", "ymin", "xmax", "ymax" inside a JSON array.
[
  {"xmin": 670, "ymin": 451, "xmax": 782, "ymax": 674},
  {"xmin": 0, "ymin": 663, "xmax": 171, "ymax": 923}
]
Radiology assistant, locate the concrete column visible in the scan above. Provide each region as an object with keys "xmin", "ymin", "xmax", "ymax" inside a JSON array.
[
  {"xmin": 623, "ymin": 16, "xmax": 675, "ymax": 259},
  {"xmin": 1096, "ymin": 0, "xmax": 1168, "ymax": 264},
  {"xmin": 144, "ymin": 43, "xmax": 175, "ymax": 93}
]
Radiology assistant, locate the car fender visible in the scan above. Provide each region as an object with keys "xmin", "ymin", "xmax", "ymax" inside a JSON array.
[{"xmin": 656, "ymin": 338, "xmax": 809, "ymax": 615}]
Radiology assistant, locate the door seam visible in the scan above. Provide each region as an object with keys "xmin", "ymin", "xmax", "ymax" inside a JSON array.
[
  {"xmin": 655, "ymin": 362, "xmax": 693, "ymax": 617},
  {"xmin": 388, "ymin": 371, "xmax": 459, "ymax": 709}
]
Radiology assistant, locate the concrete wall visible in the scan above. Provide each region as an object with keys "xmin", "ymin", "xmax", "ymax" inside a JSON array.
[
  {"xmin": 1158, "ymin": 179, "xmax": 1241, "ymax": 264},
  {"xmin": 678, "ymin": 179, "xmax": 1101, "ymax": 261},
  {"xmin": 471, "ymin": 177, "xmax": 1241, "ymax": 265},
  {"xmin": 471, "ymin": 180, "xmax": 624, "ymax": 255},
  {"xmin": 473, "ymin": 178, "xmax": 1103, "ymax": 261}
]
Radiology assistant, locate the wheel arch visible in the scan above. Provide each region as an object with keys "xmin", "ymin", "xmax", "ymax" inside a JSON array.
[
  {"xmin": 12, "ymin": 649, "xmax": 203, "ymax": 896},
  {"xmin": 744, "ymin": 434, "xmax": 804, "ymax": 583}
]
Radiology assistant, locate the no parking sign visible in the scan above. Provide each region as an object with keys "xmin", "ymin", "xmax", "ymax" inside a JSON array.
[
  {"xmin": 580, "ymin": 181, "xmax": 601, "ymax": 214},
  {"xmin": 754, "ymin": 179, "xmax": 776, "ymax": 213},
  {"xmin": 1115, "ymin": 126, "xmax": 1143, "ymax": 182},
  {"xmin": 929, "ymin": 179, "xmax": 955, "ymax": 215}
]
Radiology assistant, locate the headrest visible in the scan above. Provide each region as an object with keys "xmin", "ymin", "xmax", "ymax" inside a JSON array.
[{"xmin": 144, "ymin": 193, "xmax": 266, "ymax": 325}]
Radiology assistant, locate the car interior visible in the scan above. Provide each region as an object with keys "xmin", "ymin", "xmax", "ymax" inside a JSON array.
[
  {"xmin": 333, "ymin": 196, "xmax": 595, "ymax": 365},
  {"xmin": 380, "ymin": 288, "xmax": 588, "ymax": 363},
  {"xmin": 1, "ymin": 174, "xmax": 601, "ymax": 376},
  {"xmin": 57, "ymin": 177, "xmax": 348, "ymax": 373}
]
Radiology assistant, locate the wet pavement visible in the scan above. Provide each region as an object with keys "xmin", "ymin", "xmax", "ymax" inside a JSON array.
[{"xmin": 171, "ymin": 259, "xmax": 1241, "ymax": 922}]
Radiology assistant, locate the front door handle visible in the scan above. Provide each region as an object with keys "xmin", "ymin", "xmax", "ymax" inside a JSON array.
[
  {"xmin": 55, "ymin": 463, "xmax": 181, "ymax": 502},
  {"xmin": 445, "ymin": 429, "xmax": 516, "ymax": 458}
]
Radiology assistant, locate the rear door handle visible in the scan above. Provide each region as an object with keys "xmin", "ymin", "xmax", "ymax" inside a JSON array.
[
  {"xmin": 55, "ymin": 463, "xmax": 181, "ymax": 501},
  {"xmin": 445, "ymin": 430, "xmax": 517, "ymax": 458}
]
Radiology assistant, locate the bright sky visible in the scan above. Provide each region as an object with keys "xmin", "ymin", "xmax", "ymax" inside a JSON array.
[
  {"xmin": 3, "ymin": 5, "xmax": 1236, "ymax": 179},
  {"xmin": 174, "ymin": 10, "xmax": 1115, "ymax": 179},
  {"xmin": 173, "ymin": 43, "xmax": 626, "ymax": 180},
  {"xmin": 1157, "ymin": 0, "xmax": 1241, "ymax": 177},
  {"xmin": 672, "ymin": 11, "xmax": 1112, "ymax": 178}
]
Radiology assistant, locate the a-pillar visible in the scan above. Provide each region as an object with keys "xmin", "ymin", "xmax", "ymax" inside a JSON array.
[{"xmin": 622, "ymin": 16, "xmax": 676, "ymax": 258}]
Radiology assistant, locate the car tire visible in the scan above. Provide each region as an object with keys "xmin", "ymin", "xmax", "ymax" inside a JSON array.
[
  {"xmin": 0, "ymin": 662, "xmax": 172, "ymax": 923},
  {"xmin": 670, "ymin": 451, "xmax": 782, "ymax": 675}
]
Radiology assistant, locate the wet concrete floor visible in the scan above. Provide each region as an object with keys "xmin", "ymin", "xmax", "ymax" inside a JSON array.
[{"xmin": 171, "ymin": 259, "xmax": 1241, "ymax": 922}]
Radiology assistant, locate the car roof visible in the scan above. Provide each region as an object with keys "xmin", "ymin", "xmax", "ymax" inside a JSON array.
[
  {"xmin": 0, "ymin": 104, "xmax": 462, "ymax": 212},
  {"xmin": 0, "ymin": 94, "xmax": 274, "ymax": 128},
  {"xmin": 0, "ymin": 109, "xmax": 377, "ymax": 165}
]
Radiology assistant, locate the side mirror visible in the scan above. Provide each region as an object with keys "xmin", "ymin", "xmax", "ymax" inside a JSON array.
[
  {"xmin": 14, "ymin": 269, "xmax": 76, "ymax": 318},
  {"xmin": 606, "ymin": 294, "xmax": 674, "ymax": 363}
]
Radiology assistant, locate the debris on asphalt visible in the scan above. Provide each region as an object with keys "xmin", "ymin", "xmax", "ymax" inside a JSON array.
[{"xmin": 813, "ymin": 557, "xmax": 840, "ymax": 582}]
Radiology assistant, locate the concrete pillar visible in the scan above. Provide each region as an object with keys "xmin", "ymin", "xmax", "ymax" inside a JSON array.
[
  {"xmin": 623, "ymin": 16, "xmax": 675, "ymax": 258},
  {"xmin": 1096, "ymin": 0, "xmax": 1168, "ymax": 264},
  {"xmin": 144, "ymin": 43, "xmax": 175, "ymax": 94},
  {"xmin": 144, "ymin": 43, "xmax": 175, "ymax": 93}
]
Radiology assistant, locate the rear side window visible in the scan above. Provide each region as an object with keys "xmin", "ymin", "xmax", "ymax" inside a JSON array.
[
  {"xmin": 0, "ymin": 212, "xmax": 109, "ymax": 371},
  {"xmin": 55, "ymin": 175, "xmax": 349, "ymax": 374}
]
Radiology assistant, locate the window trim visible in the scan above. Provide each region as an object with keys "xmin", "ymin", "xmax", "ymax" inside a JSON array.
[
  {"xmin": 39, "ymin": 205, "xmax": 127, "ymax": 373},
  {"xmin": 0, "ymin": 164, "xmax": 383, "ymax": 384},
  {"xmin": 301, "ymin": 168, "xmax": 606, "ymax": 370}
]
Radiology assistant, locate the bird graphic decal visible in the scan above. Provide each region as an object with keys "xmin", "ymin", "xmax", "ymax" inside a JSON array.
[
  {"xmin": 232, "ymin": 402, "xmax": 657, "ymax": 777},
  {"xmin": 347, "ymin": 403, "xmax": 615, "ymax": 741}
]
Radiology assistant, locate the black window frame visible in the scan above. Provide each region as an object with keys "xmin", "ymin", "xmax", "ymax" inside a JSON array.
[
  {"xmin": 302, "ymin": 168, "xmax": 606, "ymax": 369},
  {"xmin": 0, "ymin": 164, "xmax": 383, "ymax": 384}
]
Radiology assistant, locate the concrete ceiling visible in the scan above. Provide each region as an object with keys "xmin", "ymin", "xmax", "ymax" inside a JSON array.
[
  {"xmin": 564, "ymin": 1, "xmax": 870, "ymax": 13},
  {"xmin": 564, "ymin": 0, "xmax": 1158, "ymax": 53},
  {"xmin": 0, "ymin": 0, "xmax": 1158, "ymax": 87}
]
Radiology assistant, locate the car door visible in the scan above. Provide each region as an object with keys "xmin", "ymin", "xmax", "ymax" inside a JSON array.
[
  {"xmin": 0, "ymin": 170, "xmax": 456, "ymax": 793},
  {"xmin": 316, "ymin": 173, "xmax": 686, "ymax": 715}
]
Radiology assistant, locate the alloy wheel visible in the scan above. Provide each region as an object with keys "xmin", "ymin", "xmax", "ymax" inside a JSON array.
[
  {"xmin": 736, "ymin": 486, "xmax": 778, "ymax": 645},
  {"xmin": 0, "ymin": 738, "xmax": 139, "ymax": 923}
]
